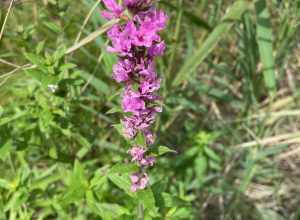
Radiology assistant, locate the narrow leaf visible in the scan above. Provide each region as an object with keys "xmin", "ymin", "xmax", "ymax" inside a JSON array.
[
  {"xmin": 173, "ymin": 1, "xmax": 249, "ymax": 86},
  {"xmin": 255, "ymin": 0, "xmax": 276, "ymax": 93}
]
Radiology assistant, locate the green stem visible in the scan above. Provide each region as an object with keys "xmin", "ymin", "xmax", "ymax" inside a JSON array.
[{"xmin": 137, "ymin": 203, "xmax": 144, "ymax": 220}]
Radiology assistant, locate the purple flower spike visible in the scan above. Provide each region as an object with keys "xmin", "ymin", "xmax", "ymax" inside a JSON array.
[{"xmin": 102, "ymin": 0, "xmax": 167, "ymax": 192}]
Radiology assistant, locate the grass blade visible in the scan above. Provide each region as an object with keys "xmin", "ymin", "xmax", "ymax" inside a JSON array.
[
  {"xmin": 255, "ymin": 0, "xmax": 276, "ymax": 94},
  {"xmin": 172, "ymin": 1, "xmax": 249, "ymax": 87},
  {"xmin": 160, "ymin": 1, "xmax": 211, "ymax": 30},
  {"xmin": 66, "ymin": 19, "xmax": 119, "ymax": 54}
]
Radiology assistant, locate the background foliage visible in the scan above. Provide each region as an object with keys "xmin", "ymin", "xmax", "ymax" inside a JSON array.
[{"xmin": 1, "ymin": 0, "xmax": 300, "ymax": 219}]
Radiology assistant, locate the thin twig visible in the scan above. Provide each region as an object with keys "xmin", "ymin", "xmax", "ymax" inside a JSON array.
[
  {"xmin": 66, "ymin": 18, "xmax": 119, "ymax": 54},
  {"xmin": 80, "ymin": 53, "xmax": 104, "ymax": 94},
  {"xmin": 0, "ymin": 63, "xmax": 35, "ymax": 87},
  {"xmin": 276, "ymin": 144, "xmax": 300, "ymax": 160},
  {"xmin": 0, "ymin": 0, "xmax": 14, "ymax": 41},
  {"xmin": 235, "ymin": 131, "xmax": 300, "ymax": 148},
  {"xmin": 74, "ymin": 0, "xmax": 101, "ymax": 47},
  {"xmin": 250, "ymin": 110, "xmax": 300, "ymax": 119},
  {"xmin": 0, "ymin": 58, "xmax": 20, "ymax": 68}
]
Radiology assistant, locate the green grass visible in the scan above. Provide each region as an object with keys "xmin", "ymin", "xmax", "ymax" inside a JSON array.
[{"xmin": 1, "ymin": 0, "xmax": 300, "ymax": 219}]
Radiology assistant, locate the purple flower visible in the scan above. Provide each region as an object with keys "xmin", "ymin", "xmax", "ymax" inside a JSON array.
[
  {"xmin": 122, "ymin": 116, "xmax": 138, "ymax": 139},
  {"xmin": 122, "ymin": 87, "xmax": 145, "ymax": 113},
  {"xmin": 121, "ymin": 114, "xmax": 150, "ymax": 139},
  {"xmin": 130, "ymin": 172, "xmax": 149, "ymax": 192},
  {"xmin": 101, "ymin": 0, "xmax": 124, "ymax": 20},
  {"xmin": 128, "ymin": 146, "xmax": 156, "ymax": 167},
  {"xmin": 140, "ymin": 78, "xmax": 160, "ymax": 94},
  {"xmin": 148, "ymin": 41, "xmax": 166, "ymax": 57},
  {"xmin": 139, "ymin": 79, "xmax": 161, "ymax": 101},
  {"xmin": 140, "ymin": 156, "xmax": 156, "ymax": 166},
  {"xmin": 102, "ymin": 0, "xmax": 167, "ymax": 192},
  {"xmin": 143, "ymin": 129, "xmax": 155, "ymax": 145},
  {"xmin": 112, "ymin": 59, "xmax": 134, "ymax": 83},
  {"xmin": 137, "ymin": 60, "xmax": 157, "ymax": 80},
  {"xmin": 107, "ymin": 22, "xmax": 136, "ymax": 56},
  {"xmin": 131, "ymin": 22, "xmax": 160, "ymax": 47},
  {"xmin": 135, "ymin": 9, "xmax": 168, "ymax": 32},
  {"xmin": 128, "ymin": 146, "xmax": 146, "ymax": 162},
  {"xmin": 134, "ymin": 108, "xmax": 157, "ymax": 130},
  {"xmin": 124, "ymin": 0, "xmax": 152, "ymax": 10},
  {"xmin": 130, "ymin": 173, "xmax": 139, "ymax": 183}
]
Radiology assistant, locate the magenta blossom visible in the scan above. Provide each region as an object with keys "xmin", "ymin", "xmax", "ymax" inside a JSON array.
[
  {"xmin": 107, "ymin": 22, "xmax": 136, "ymax": 56},
  {"xmin": 128, "ymin": 146, "xmax": 156, "ymax": 166},
  {"xmin": 130, "ymin": 173, "xmax": 149, "ymax": 192},
  {"xmin": 148, "ymin": 41, "xmax": 166, "ymax": 57},
  {"xmin": 112, "ymin": 59, "xmax": 134, "ymax": 82},
  {"xmin": 124, "ymin": 0, "xmax": 152, "ymax": 10},
  {"xmin": 102, "ymin": 0, "xmax": 167, "ymax": 192},
  {"xmin": 101, "ymin": 0, "xmax": 124, "ymax": 20},
  {"xmin": 128, "ymin": 146, "xmax": 146, "ymax": 162},
  {"xmin": 121, "ymin": 87, "xmax": 145, "ymax": 113},
  {"xmin": 140, "ymin": 156, "xmax": 156, "ymax": 166}
]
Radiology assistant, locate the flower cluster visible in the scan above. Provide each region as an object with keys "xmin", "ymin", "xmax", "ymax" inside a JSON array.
[{"xmin": 101, "ymin": 0, "xmax": 167, "ymax": 192}]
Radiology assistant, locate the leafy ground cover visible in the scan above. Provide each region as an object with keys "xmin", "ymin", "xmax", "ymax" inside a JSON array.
[{"xmin": 1, "ymin": 0, "xmax": 300, "ymax": 219}]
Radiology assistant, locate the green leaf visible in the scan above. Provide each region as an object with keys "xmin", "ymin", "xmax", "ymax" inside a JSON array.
[
  {"xmin": 36, "ymin": 41, "xmax": 46, "ymax": 54},
  {"xmin": 97, "ymin": 203, "xmax": 129, "ymax": 219},
  {"xmin": 73, "ymin": 133, "xmax": 92, "ymax": 159},
  {"xmin": 4, "ymin": 190, "xmax": 28, "ymax": 211},
  {"xmin": 90, "ymin": 173, "xmax": 108, "ymax": 190},
  {"xmin": 49, "ymin": 146, "xmax": 58, "ymax": 159},
  {"xmin": 137, "ymin": 188, "xmax": 156, "ymax": 210},
  {"xmin": 135, "ymin": 132, "xmax": 146, "ymax": 146},
  {"xmin": 112, "ymin": 124, "xmax": 124, "ymax": 137},
  {"xmin": 194, "ymin": 155, "xmax": 207, "ymax": 184},
  {"xmin": 162, "ymin": 193, "xmax": 187, "ymax": 208},
  {"xmin": 157, "ymin": 146, "xmax": 177, "ymax": 156},
  {"xmin": 25, "ymin": 69, "xmax": 58, "ymax": 86},
  {"xmin": 0, "ymin": 179, "xmax": 11, "ymax": 190},
  {"xmin": 255, "ymin": 0, "xmax": 276, "ymax": 94},
  {"xmin": 0, "ymin": 140, "xmax": 12, "ymax": 161},
  {"xmin": 166, "ymin": 207, "xmax": 193, "ymax": 219},
  {"xmin": 107, "ymin": 163, "xmax": 138, "ymax": 196},
  {"xmin": 24, "ymin": 52, "xmax": 44, "ymax": 67},
  {"xmin": 59, "ymin": 63, "xmax": 77, "ymax": 72},
  {"xmin": 160, "ymin": 1, "xmax": 211, "ymax": 30},
  {"xmin": 79, "ymin": 71, "xmax": 110, "ymax": 95},
  {"xmin": 43, "ymin": 21, "xmax": 62, "ymax": 33},
  {"xmin": 0, "ymin": 111, "xmax": 27, "ymax": 127},
  {"xmin": 86, "ymin": 190, "xmax": 129, "ymax": 219},
  {"xmin": 204, "ymin": 146, "xmax": 221, "ymax": 162},
  {"xmin": 61, "ymin": 160, "xmax": 88, "ymax": 204},
  {"xmin": 173, "ymin": 1, "xmax": 249, "ymax": 86},
  {"xmin": 106, "ymin": 106, "xmax": 122, "ymax": 114}
]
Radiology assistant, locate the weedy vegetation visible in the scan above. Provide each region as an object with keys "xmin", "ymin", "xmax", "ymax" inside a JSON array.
[{"xmin": 1, "ymin": 0, "xmax": 300, "ymax": 219}]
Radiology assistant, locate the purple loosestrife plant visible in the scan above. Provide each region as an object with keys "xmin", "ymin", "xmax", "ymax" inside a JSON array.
[{"xmin": 101, "ymin": 0, "xmax": 167, "ymax": 192}]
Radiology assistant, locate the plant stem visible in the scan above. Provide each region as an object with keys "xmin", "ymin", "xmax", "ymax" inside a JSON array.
[{"xmin": 137, "ymin": 203, "xmax": 144, "ymax": 220}]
